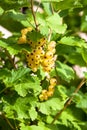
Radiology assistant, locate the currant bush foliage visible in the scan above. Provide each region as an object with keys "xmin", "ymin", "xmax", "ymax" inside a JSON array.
[{"xmin": 0, "ymin": 0, "xmax": 87, "ymax": 130}]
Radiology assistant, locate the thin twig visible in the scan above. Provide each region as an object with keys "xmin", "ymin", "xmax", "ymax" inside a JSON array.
[
  {"xmin": 31, "ymin": 0, "xmax": 38, "ymax": 31},
  {"xmin": 1, "ymin": 112, "xmax": 15, "ymax": 130},
  {"xmin": 51, "ymin": 78, "xmax": 86, "ymax": 124},
  {"xmin": 50, "ymin": 2, "xmax": 54, "ymax": 14},
  {"xmin": 0, "ymin": 87, "xmax": 8, "ymax": 94},
  {"xmin": 35, "ymin": 1, "xmax": 41, "ymax": 13}
]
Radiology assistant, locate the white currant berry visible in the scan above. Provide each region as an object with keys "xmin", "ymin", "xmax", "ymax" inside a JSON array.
[
  {"xmin": 50, "ymin": 78, "xmax": 57, "ymax": 86},
  {"xmin": 18, "ymin": 35, "xmax": 27, "ymax": 44}
]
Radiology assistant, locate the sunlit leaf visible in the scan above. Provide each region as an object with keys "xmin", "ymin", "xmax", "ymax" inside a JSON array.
[{"xmin": 56, "ymin": 61, "xmax": 75, "ymax": 82}]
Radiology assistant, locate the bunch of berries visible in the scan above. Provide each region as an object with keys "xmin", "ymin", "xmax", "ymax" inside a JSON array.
[
  {"xmin": 27, "ymin": 37, "xmax": 46, "ymax": 48},
  {"xmin": 18, "ymin": 27, "xmax": 33, "ymax": 44},
  {"xmin": 18, "ymin": 27, "xmax": 46, "ymax": 48},
  {"xmin": 18, "ymin": 27, "xmax": 57, "ymax": 73},
  {"xmin": 41, "ymin": 41, "xmax": 56, "ymax": 72},
  {"xmin": 39, "ymin": 78, "xmax": 57, "ymax": 101},
  {"xmin": 26, "ymin": 46, "xmax": 45, "ymax": 72},
  {"xmin": 26, "ymin": 41, "xmax": 56, "ymax": 72}
]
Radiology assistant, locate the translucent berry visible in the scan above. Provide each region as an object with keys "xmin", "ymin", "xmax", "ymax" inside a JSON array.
[
  {"xmin": 48, "ymin": 41, "xmax": 56, "ymax": 50},
  {"xmin": 41, "ymin": 59, "xmax": 50, "ymax": 66},
  {"xmin": 45, "ymin": 51, "xmax": 53, "ymax": 58},
  {"xmin": 47, "ymin": 90, "xmax": 54, "ymax": 97},
  {"xmin": 18, "ymin": 35, "xmax": 27, "ymax": 44},
  {"xmin": 48, "ymin": 85, "xmax": 54, "ymax": 91},
  {"xmin": 39, "ymin": 94, "xmax": 44, "ymax": 101},
  {"xmin": 42, "ymin": 90, "xmax": 48, "ymax": 95},
  {"xmin": 44, "ymin": 95, "xmax": 48, "ymax": 100},
  {"xmin": 50, "ymin": 78, "xmax": 57, "ymax": 86},
  {"xmin": 21, "ymin": 27, "xmax": 32, "ymax": 35},
  {"xmin": 32, "ymin": 67, "xmax": 38, "ymax": 72},
  {"xmin": 37, "ymin": 37, "xmax": 46, "ymax": 47}
]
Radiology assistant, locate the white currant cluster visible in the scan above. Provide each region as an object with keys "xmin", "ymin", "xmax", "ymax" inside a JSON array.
[
  {"xmin": 39, "ymin": 78, "xmax": 57, "ymax": 101},
  {"xmin": 26, "ymin": 41, "xmax": 56, "ymax": 72},
  {"xmin": 18, "ymin": 27, "xmax": 57, "ymax": 73},
  {"xmin": 26, "ymin": 46, "xmax": 45, "ymax": 72},
  {"xmin": 18, "ymin": 27, "xmax": 57, "ymax": 101},
  {"xmin": 41, "ymin": 41, "xmax": 56, "ymax": 72},
  {"xmin": 18, "ymin": 27, "xmax": 33, "ymax": 44}
]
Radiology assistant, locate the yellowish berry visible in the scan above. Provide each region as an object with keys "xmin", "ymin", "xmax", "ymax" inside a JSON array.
[
  {"xmin": 38, "ymin": 37, "xmax": 46, "ymax": 47},
  {"xmin": 50, "ymin": 78, "xmax": 57, "ymax": 86},
  {"xmin": 39, "ymin": 94, "xmax": 44, "ymax": 101},
  {"xmin": 48, "ymin": 85, "xmax": 54, "ymax": 91},
  {"xmin": 48, "ymin": 41, "xmax": 56, "ymax": 50},
  {"xmin": 41, "ymin": 59, "xmax": 50, "ymax": 66},
  {"xmin": 44, "ymin": 95, "xmax": 48, "ymax": 100},
  {"xmin": 41, "ymin": 90, "xmax": 48, "ymax": 95},
  {"xmin": 18, "ymin": 35, "xmax": 27, "ymax": 44},
  {"xmin": 45, "ymin": 51, "xmax": 53, "ymax": 58},
  {"xmin": 32, "ymin": 67, "xmax": 38, "ymax": 72},
  {"xmin": 21, "ymin": 27, "xmax": 32, "ymax": 35},
  {"xmin": 47, "ymin": 90, "xmax": 54, "ymax": 97}
]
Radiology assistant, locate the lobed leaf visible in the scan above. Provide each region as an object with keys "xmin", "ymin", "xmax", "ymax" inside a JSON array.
[
  {"xmin": 46, "ymin": 13, "xmax": 67, "ymax": 34},
  {"xmin": 60, "ymin": 36, "xmax": 86, "ymax": 47},
  {"xmin": 29, "ymin": 107, "xmax": 37, "ymax": 121},
  {"xmin": 56, "ymin": 61, "xmax": 75, "ymax": 82}
]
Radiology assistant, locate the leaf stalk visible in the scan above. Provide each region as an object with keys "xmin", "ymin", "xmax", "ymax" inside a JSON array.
[{"xmin": 51, "ymin": 78, "xmax": 86, "ymax": 124}]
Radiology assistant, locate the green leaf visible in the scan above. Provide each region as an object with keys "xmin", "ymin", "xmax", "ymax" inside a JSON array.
[
  {"xmin": 67, "ymin": 52, "xmax": 86, "ymax": 66},
  {"xmin": 20, "ymin": 123, "xmax": 50, "ymax": 130},
  {"xmin": 1, "ymin": 9, "xmax": 31, "ymax": 27},
  {"xmin": 27, "ymin": 30, "xmax": 43, "ymax": 42},
  {"xmin": 60, "ymin": 36, "xmax": 86, "ymax": 47},
  {"xmin": 5, "ymin": 9, "xmax": 27, "ymax": 21},
  {"xmin": 0, "ymin": 38, "xmax": 31, "ymax": 55},
  {"xmin": 29, "ymin": 107, "xmax": 37, "ymax": 121},
  {"xmin": 0, "ymin": 0, "xmax": 29, "ymax": 10},
  {"xmin": 53, "ymin": 0, "xmax": 82, "ymax": 11},
  {"xmin": 13, "ymin": 97, "xmax": 30, "ymax": 119},
  {"xmin": 39, "ymin": 98, "xmax": 64, "ymax": 115},
  {"xmin": 14, "ymin": 83, "xmax": 28, "ymax": 97},
  {"xmin": 3, "ymin": 96, "xmax": 35, "ymax": 119},
  {"xmin": 0, "ymin": 7, "xmax": 4, "ymax": 15},
  {"xmin": 56, "ymin": 44, "xmax": 76, "ymax": 55},
  {"xmin": 0, "ymin": 40, "xmax": 19, "ymax": 55},
  {"xmin": 84, "ymin": 72, "xmax": 87, "ymax": 79},
  {"xmin": 56, "ymin": 61, "xmax": 75, "ymax": 82},
  {"xmin": 5, "ymin": 67, "xmax": 30, "ymax": 86},
  {"xmin": 2, "ymin": 95, "xmax": 28, "ymax": 119},
  {"xmin": 57, "ymin": 85, "xmax": 68, "ymax": 100},
  {"xmin": 76, "ymin": 93, "xmax": 87, "ymax": 113},
  {"xmin": 39, "ymin": 102, "xmax": 50, "ymax": 115},
  {"xmin": 46, "ymin": 98, "xmax": 64, "ymax": 111},
  {"xmin": 37, "ymin": 67, "xmax": 47, "ymax": 80},
  {"xmin": 36, "ymin": 13, "xmax": 49, "ymax": 36},
  {"xmin": 60, "ymin": 110, "xmax": 82, "ymax": 130},
  {"xmin": 42, "ymin": 0, "xmax": 62, "ymax": 2},
  {"xmin": 20, "ymin": 124, "xmax": 31, "ymax": 130},
  {"xmin": 0, "ymin": 68, "xmax": 11, "ymax": 80},
  {"xmin": 81, "ymin": 47, "xmax": 87, "ymax": 64},
  {"xmin": 42, "ymin": 3, "xmax": 52, "ymax": 15},
  {"xmin": 46, "ymin": 13, "xmax": 67, "ymax": 34},
  {"xmin": 56, "ymin": 43, "xmax": 86, "ymax": 66},
  {"xmin": 30, "ymin": 125, "xmax": 49, "ymax": 130},
  {"xmin": 14, "ymin": 75, "xmax": 41, "ymax": 96}
]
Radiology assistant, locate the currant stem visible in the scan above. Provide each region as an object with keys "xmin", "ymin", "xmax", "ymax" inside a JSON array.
[
  {"xmin": 31, "ymin": 0, "xmax": 38, "ymax": 31},
  {"xmin": 51, "ymin": 78, "xmax": 86, "ymax": 124},
  {"xmin": 1, "ymin": 112, "xmax": 15, "ymax": 130}
]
